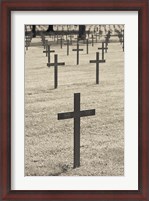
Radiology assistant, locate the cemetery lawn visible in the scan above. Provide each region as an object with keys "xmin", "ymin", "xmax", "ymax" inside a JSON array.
[{"xmin": 25, "ymin": 37, "xmax": 124, "ymax": 176}]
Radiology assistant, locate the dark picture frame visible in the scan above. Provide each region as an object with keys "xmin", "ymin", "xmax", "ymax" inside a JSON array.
[{"xmin": 0, "ymin": 0, "xmax": 148, "ymax": 200}]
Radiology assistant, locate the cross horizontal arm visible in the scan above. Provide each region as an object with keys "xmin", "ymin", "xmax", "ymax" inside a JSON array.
[
  {"xmin": 58, "ymin": 112, "xmax": 74, "ymax": 120},
  {"xmin": 47, "ymin": 63, "xmax": 55, "ymax": 67},
  {"xmin": 98, "ymin": 47, "xmax": 108, "ymax": 50},
  {"xmin": 72, "ymin": 49, "xmax": 83, "ymax": 51},
  {"xmin": 43, "ymin": 50, "xmax": 55, "ymax": 53},
  {"xmin": 47, "ymin": 62, "xmax": 65, "ymax": 67},
  {"xmin": 80, "ymin": 109, "xmax": 95, "ymax": 117},
  {"xmin": 58, "ymin": 62, "xmax": 65, "ymax": 65},
  {"xmin": 90, "ymin": 60, "xmax": 105, "ymax": 63}
]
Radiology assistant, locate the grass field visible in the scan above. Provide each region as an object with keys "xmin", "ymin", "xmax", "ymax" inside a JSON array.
[{"xmin": 25, "ymin": 35, "xmax": 124, "ymax": 176}]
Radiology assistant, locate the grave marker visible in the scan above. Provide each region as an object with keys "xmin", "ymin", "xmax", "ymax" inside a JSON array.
[
  {"xmin": 122, "ymin": 30, "xmax": 124, "ymax": 52},
  {"xmin": 86, "ymin": 39, "xmax": 89, "ymax": 54},
  {"xmin": 72, "ymin": 43, "xmax": 83, "ymax": 65},
  {"xmin": 43, "ymin": 40, "xmax": 48, "ymax": 56},
  {"xmin": 64, "ymin": 39, "xmax": 71, "ymax": 56},
  {"xmin": 90, "ymin": 52, "xmax": 105, "ymax": 84},
  {"xmin": 98, "ymin": 42, "xmax": 108, "ymax": 60},
  {"xmin": 91, "ymin": 34, "xmax": 94, "ymax": 46},
  {"xmin": 58, "ymin": 93, "xmax": 95, "ymax": 168},
  {"xmin": 47, "ymin": 54, "xmax": 65, "ymax": 88},
  {"xmin": 57, "ymin": 36, "xmax": 64, "ymax": 49},
  {"xmin": 46, "ymin": 45, "xmax": 55, "ymax": 65}
]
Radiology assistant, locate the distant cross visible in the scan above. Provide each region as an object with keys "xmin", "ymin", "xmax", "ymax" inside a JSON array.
[
  {"xmin": 90, "ymin": 52, "xmax": 105, "ymax": 84},
  {"xmin": 122, "ymin": 30, "xmax": 124, "ymax": 52},
  {"xmin": 94, "ymin": 33, "xmax": 99, "ymax": 43},
  {"xmin": 41, "ymin": 35, "xmax": 46, "ymax": 49},
  {"xmin": 91, "ymin": 34, "xmax": 94, "ymax": 46},
  {"xmin": 47, "ymin": 54, "xmax": 65, "ymax": 88},
  {"xmin": 57, "ymin": 36, "xmax": 64, "ymax": 49},
  {"xmin": 25, "ymin": 39, "xmax": 31, "ymax": 50},
  {"xmin": 46, "ymin": 45, "xmax": 55, "ymax": 65},
  {"xmin": 58, "ymin": 93, "xmax": 95, "ymax": 168},
  {"xmin": 57, "ymin": 35, "xmax": 59, "ymax": 44},
  {"xmin": 43, "ymin": 40, "xmax": 49, "ymax": 56},
  {"xmin": 69, "ymin": 35, "xmax": 73, "ymax": 44},
  {"xmin": 98, "ymin": 42, "xmax": 108, "ymax": 60},
  {"xmin": 86, "ymin": 39, "xmax": 89, "ymax": 54},
  {"xmin": 64, "ymin": 39, "xmax": 71, "ymax": 56},
  {"xmin": 104, "ymin": 40, "xmax": 108, "ymax": 53},
  {"xmin": 72, "ymin": 43, "xmax": 83, "ymax": 65}
]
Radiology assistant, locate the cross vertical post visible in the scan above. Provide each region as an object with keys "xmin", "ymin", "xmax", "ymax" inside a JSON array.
[
  {"xmin": 96, "ymin": 52, "xmax": 99, "ymax": 84},
  {"xmin": 122, "ymin": 30, "xmax": 124, "ymax": 52},
  {"xmin": 92, "ymin": 34, "xmax": 94, "ymax": 46},
  {"xmin": 74, "ymin": 93, "xmax": 80, "ymax": 168},
  {"xmin": 86, "ymin": 39, "xmax": 89, "ymax": 54},
  {"xmin": 54, "ymin": 55, "xmax": 58, "ymax": 89},
  {"xmin": 45, "ymin": 40, "xmax": 48, "ymax": 56},
  {"xmin": 60, "ymin": 36, "xmax": 63, "ymax": 49},
  {"xmin": 67, "ymin": 40, "xmax": 69, "ymax": 55},
  {"xmin": 43, "ymin": 40, "xmax": 49, "ymax": 57}
]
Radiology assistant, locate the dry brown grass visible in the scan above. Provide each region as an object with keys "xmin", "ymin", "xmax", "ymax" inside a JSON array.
[{"xmin": 25, "ymin": 37, "xmax": 124, "ymax": 176}]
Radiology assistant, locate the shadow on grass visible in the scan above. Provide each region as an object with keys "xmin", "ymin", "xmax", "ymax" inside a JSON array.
[{"xmin": 48, "ymin": 164, "xmax": 71, "ymax": 176}]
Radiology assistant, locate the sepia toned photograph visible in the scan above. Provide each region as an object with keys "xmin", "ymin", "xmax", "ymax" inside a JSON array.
[{"xmin": 25, "ymin": 24, "xmax": 124, "ymax": 176}]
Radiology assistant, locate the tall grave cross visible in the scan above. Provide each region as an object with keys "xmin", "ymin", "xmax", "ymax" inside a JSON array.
[
  {"xmin": 90, "ymin": 52, "xmax": 105, "ymax": 84},
  {"xmin": 72, "ymin": 43, "xmax": 83, "ymax": 65},
  {"xmin": 47, "ymin": 54, "xmax": 65, "ymax": 88},
  {"xmin": 58, "ymin": 93, "xmax": 95, "ymax": 168},
  {"xmin": 98, "ymin": 42, "xmax": 108, "ymax": 60}
]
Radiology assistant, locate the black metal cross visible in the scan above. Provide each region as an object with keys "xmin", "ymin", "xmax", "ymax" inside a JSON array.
[
  {"xmin": 98, "ymin": 42, "xmax": 108, "ymax": 60},
  {"xmin": 91, "ymin": 34, "xmax": 95, "ymax": 46},
  {"xmin": 41, "ymin": 35, "xmax": 46, "ymax": 49},
  {"xmin": 72, "ymin": 43, "xmax": 83, "ymax": 65},
  {"xmin": 46, "ymin": 45, "xmax": 55, "ymax": 66},
  {"xmin": 25, "ymin": 39, "xmax": 31, "ymax": 50},
  {"xmin": 47, "ymin": 54, "xmax": 65, "ymax": 89},
  {"xmin": 64, "ymin": 39, "xmax": 71, "ymax": 56},
  {"xmin": 69, "ymin": 35, "xmax": 73, "ymax": 44},
  {"xmin": 58, "ymin": 93, "xmax": 95, "ymax": 168},
  {"xmin": 43, "ymin": 40, "xmax": 49, "ymax": 57},
  {"xmin": 122, "ymin": 30, "xmax": 124, "ymax": 52},
  {"xmin": 90, "ymin": 52, "xmax": 105, "ymax": 84},
  {"xmin": 86, "ymin": 39, "xmax": 89, "ymax": 54},
  {"xmin": 57, "ymin": 36, "xmax": 64, "ymax": 49}
]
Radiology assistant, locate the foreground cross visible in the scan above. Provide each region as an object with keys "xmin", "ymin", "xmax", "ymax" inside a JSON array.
[
  {"xmin": 47, "ymin": 54, "xmax": 65, "ymax": 88},
  {"xmin": 90, "ymin": 52, "xmax": 105, "ymax": 84},
  {"xmin": 58, "ymin": 93, "xmax": 95, "ymax": 168},
  {"xmin": 72, "ymin": 43, "xmax": 83, "ymax": 65},
  {"xmin": 98, "ymin": 42, "xmax": 108, "ymax": 60}
]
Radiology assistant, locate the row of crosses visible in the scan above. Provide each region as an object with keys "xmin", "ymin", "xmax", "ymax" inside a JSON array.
[{"xmin": 43, "ymin": 41, "xmax": 107, "ymax": 88}]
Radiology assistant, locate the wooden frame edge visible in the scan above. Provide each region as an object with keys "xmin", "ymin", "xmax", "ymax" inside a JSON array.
[{"xmin": 0, "ymin": 0, "xmax": 148, "ymax": 200}]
